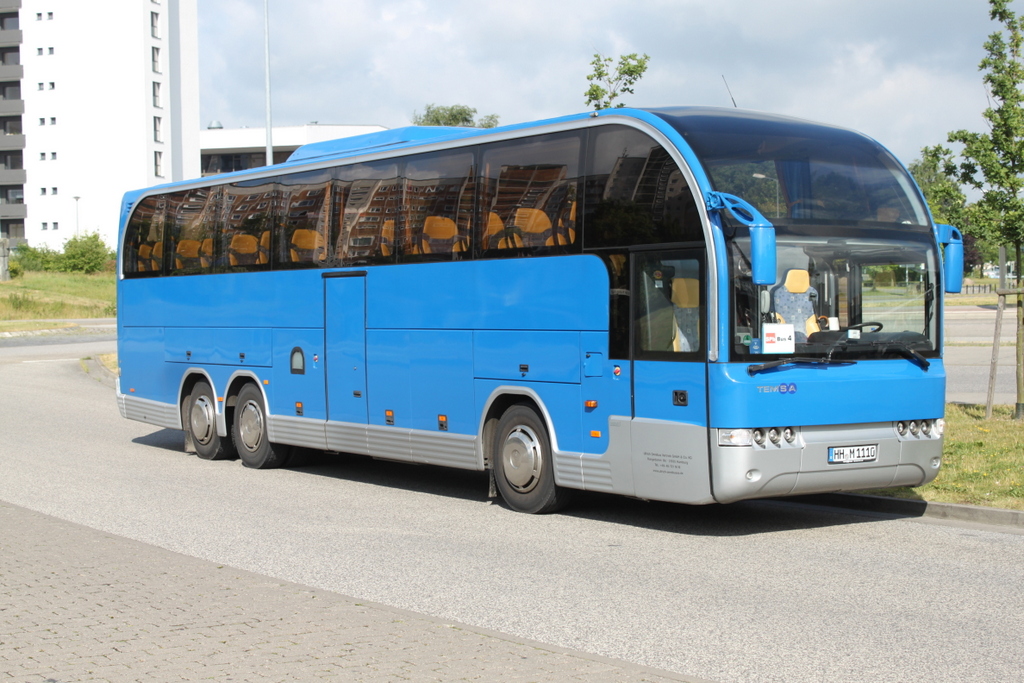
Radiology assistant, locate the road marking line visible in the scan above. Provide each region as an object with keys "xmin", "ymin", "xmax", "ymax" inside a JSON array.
[{"xmin": 22, "ymin": 358, "xmax": 81, "ymax": 363}]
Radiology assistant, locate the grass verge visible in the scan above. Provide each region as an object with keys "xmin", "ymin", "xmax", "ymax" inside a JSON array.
[
  {"xmin": 868, "ymin": 403, "xmax": 1024, "ymax": 511},
  {"xmin": 0, "ymin": 271, "xmax": 116, "ymax": 319}
]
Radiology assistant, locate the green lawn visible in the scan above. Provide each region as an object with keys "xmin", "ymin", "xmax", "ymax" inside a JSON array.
[
  {"xmin": 867, "ymin": 403, "xmax": 1024, "ymax": 511},
  {"xmin": 0, "ymin": 271, "xmax": 116, "ymax": 320}
]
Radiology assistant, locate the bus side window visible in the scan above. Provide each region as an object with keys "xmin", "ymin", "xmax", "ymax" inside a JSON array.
[
  {"xmin": 403, "ymin": 150, "xmax": 475, "ymax": 261},
  {"xmin": 583, "ymin": 125, "xmax": 704, "ymax": 249},
  {"xmin": 479, "ymin": 131, "xmax": 582, "ymax": 258}
]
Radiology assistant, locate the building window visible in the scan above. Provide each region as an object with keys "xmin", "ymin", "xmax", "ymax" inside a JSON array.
[
  {"xmin": 154, "ymin": 151, "xmax": 163, "ymax": 177},
  {"xmin": 39, "ymin": 152, "xmax": 45, "ymax": 161},
  {"xmin": 0, "ymin": 117, "xmax": 21, "ymax": 135},
  {"xmin": 35, "ymin": 13, "xmax": 41, "ymax": 21},
  {"xmin": 51, "ymin": 187, "xmax": 57, "ymax": 195},
  {"xmin": 50, "ymin": 152, "xmax": 56, "ymax": 160},
  {"xmin": 39, "ymin": 118, "xmax": 45, "ymax": 126},
  {"xmin": 151, "ymin": 12, "xmax": 160, "ymax": 38},
  {"xmin": 41, "ymin": 222, "xmax": 47, "ymax": 230},
  {"xmin": 36, "ymin": 48, "xmax": 42, "ymax": 56},
  {"xmin": 48, "ymin": 82, "xmax": 54, "ymax": 90},
  {"xmin": 48, "ymin": 47, "xmax": 54, "ymax": 55},
  {"xmin": 151, "ymin": 47, "xmax": 160, "ymax": 73},
  {"xmin": 153, "ymin": 116, "xmax": 162, "ymax": 142},
  {"xmin": 50, "ymin": 117, "xmax": 56, "ymax": 125},
  {"xmin": 152, "ymin": 81, "xmax": 161, "ymax": 107},
  {"xmin": 47, "ymin": 12, "xmax": 53, "ymax": 20},
  {"xmin": 40, "ymin": 188, "xmax": 46, "ymax": 195},
  {"xmin": 37, "ymin": 82, "xmax": 43, "ymax": 90},
  {"xmin": 52, "ymin": 222, "xmax": 58, "ymax": 230},
  {"xmin": 0, "ymin": 83, "xmax": 20, "ymax": 100}
]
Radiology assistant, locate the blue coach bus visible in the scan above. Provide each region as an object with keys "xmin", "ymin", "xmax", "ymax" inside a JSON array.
[{"xmin": 116, "ymin": 107, "xmax": 963, "ymax": 513}]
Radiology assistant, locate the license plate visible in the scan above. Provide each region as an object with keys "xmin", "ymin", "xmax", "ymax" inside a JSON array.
[{"xmin": 828, "ymin": 444, "xmax": 877, "ymax": 464}]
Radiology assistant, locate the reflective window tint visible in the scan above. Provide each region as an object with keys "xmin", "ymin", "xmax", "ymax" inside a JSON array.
[
  {"xmin": 335, "ymin": 160, "xmax": 400, "ymax": 265},
  {"xmin": 123, "ymin": 195, "xmax": 163, "ymax": 276},
  {"xmin": 221, "ymin": 179, "xmax": 277, "ymax": 271},
  {"xmin": 167, "ymin": 188, "xmax": 218, "ymax": 275},
  {"xmin": 583, "ymin": 125, "xmax": 703, "ymax": 248},
  {"xmin": 277, "ymin": 169, "xmax": 334, "ymax": 268},
  {"xmin": 403, "ymin": 150, "xmax": 475, "ymax": 261},
  {"xmin": 479, "ymin": 132, "xmax": 581, "ymax": 255}
]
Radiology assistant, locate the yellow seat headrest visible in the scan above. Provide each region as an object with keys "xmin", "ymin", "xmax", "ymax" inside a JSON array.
[
  {"xmin": 672, "ymin": 278, "xmax": 700, "ymax": 309},
  {"xmin": 784, "ymin": 269, "xmax": 810, "ymax": 294}
]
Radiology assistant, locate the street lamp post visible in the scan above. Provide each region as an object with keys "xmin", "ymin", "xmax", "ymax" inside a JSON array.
[{"xmin": 73, "ymin": 196, "xmax": 80, "ymax": 235}]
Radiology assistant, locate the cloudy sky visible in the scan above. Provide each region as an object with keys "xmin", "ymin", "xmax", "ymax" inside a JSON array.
[{"xmin": 198, "ymin": 0, "xmax": 1013, "ymax": 166}]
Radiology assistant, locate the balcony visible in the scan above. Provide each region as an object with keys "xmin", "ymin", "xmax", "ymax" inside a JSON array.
[
  {"xmin": 0, "ymin": 64, "xmax": 21, "ymax": 80},
  {"xmin": 0, "ymin": 168, "xmax": 23, "ymax": 183},
  {"xmin": 0, "ymin": 99, "xmax": 22, "ymax": 115},
  {"xmin": 0, "ymin": 30, "xmax": 22, "ymax": 48},
  {"xmin": 0, "ymin": 133, "xmax": 23, "ymax": 150},
  {"xmin": 0, "ymin": 202, "xmax": 26, "ymax": 219}
]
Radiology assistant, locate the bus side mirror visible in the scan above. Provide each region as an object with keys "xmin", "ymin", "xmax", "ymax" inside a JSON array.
[
  {"xmin": 749, "ymin": 224, "xmax": 777, "ymax": 286},
  {"xmin": 707, "ymin": 192, "xmax": 777, "ymax": 286},
  {"xmin": 937, "ymin": 223, "xmax": 963, "ymax": 294}
]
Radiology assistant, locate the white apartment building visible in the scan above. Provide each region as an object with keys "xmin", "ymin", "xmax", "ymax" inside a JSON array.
[{"xmin": 18, "ymin": 0, "xmax": 198, "ymax": 249}]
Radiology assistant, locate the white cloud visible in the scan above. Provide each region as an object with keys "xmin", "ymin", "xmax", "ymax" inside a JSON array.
[{"xmin": 199, "ymin": 0, "xmax": 1016, "ymax": 166}]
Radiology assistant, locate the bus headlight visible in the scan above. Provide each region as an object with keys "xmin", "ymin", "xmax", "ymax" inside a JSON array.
[
  {"xmin": 752, "ymin": 428, "xmax": 766, "ymax": 445},
  {"xmin": 719, "ymin": 428, "xmax": 753, "ymax": 446},
  {"xmin": 921, "ymin": 420, "xmax": 932, "ymax": 436},
  {"xmin": 934, "ymin": 418, "xmax": 945, "ymax": 437},
  {"xmin": 896, "ymin": 421, "xmax": 907, "ymax": 436},
  {"xmin": 783, "ymin": 427, "xmax": 796, "ymax": 443},
  {"xmin": 909, "ymin": 420, "xmax": 920, "ymax": 436},
  {"xmin": 767, "ymin": 427, "xmax": 781, "ymax": 444}
]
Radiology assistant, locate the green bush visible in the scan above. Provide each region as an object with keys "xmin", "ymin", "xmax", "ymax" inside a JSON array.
[
  {"xmin": 57, "ymin": 233, "xmax": 114, "ymax": 274},
  {"xmin": 12, "ymin": 243, "xmax": 60, "ymax": 271},
  {"xmin": 7, "ymin": 260, "xmax": 22, "ymax": 278}
]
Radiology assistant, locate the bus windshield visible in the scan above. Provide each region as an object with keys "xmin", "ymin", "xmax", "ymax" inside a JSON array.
[
  {"xmin": 650, "ymin": 107, "xmax": 938, "ymax": 362},
  {"xmin": 727, "ymin": 227, "xmax": 939, "ymax": 362}
]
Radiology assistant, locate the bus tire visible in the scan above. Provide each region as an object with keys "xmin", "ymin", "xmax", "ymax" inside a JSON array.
[
  {"xmin": 493, "ymin": 404, "xmax": 570, "ymax": 514},
  {"xmin": 232, "ymin": 383, "xmax": 290, "ymax": 469},
  {"xmin": 186, "ymin": 380, "xmax": 234, "ymax": 461}
]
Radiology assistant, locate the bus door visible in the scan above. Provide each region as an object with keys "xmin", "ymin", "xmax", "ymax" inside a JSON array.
[
  {"xmin": 324, "ymin": 271, "xmax": 369, "ymax": 452},
  {"xmin": 629, "ymin": 249, "xmax": 713, "ymax": 504}
]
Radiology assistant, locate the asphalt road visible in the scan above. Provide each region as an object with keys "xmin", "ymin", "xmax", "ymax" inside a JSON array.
[{"xmin": 1, "ymin": 341, "xmax": 1022, "ymax": 683}]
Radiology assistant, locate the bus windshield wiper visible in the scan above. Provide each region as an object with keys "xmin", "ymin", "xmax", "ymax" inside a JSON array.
[
  {"xmin": 747, "ymin": 356, "xmax": 855, "ymax": 376},
  {"xmin": 869, "ymin": 340, "xmax": 931, "ymax": 369}
]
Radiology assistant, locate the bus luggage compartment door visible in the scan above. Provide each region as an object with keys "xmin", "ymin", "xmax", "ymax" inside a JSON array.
[{"xmin": 325, "ymin": 272, "xmax": 369, "ymax": 452}]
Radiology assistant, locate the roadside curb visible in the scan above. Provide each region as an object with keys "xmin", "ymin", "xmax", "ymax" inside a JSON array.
[
  {"xmin": 84, "ymin": 355, "xmax": 117, "ymax": 389},
  {"xmin": 791, "ymin": 492, "xmax": 1024, "ymax": 529}
]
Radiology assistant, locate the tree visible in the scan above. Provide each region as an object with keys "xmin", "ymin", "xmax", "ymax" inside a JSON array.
[
  {"xmin": 584, "ymin": 52, "xmax": 650, "ymax": 110},
  {"xmin": 943, "ymin": 0, "xmax": 1024, "ymax": 417},
  {"xmin": 411, "ymin": 104, "xmax": 499, "ymax": 128},
  {"xmin": 909, "ymin": 146, "xmax": 985, "ymax": 274},
  {"xmin": 58, "ymin": 232, "xmax": 114, "ymax": 274}
]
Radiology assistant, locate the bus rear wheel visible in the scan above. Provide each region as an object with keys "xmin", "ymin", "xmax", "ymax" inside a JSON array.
[
  {"xmin": 186, "ymin": 380, "xmax": 234, "ymax": 461},
  {"xmin": 493, "ymin": 404, "xmax": 571, "ymax": 514},
  {"xmin": 232, "ymin": 383, "xmax": 290, "ymax": 469}
]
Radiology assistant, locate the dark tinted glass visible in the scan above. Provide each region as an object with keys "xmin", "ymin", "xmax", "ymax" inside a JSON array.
[
  {"xmin": 479, "ymin": 131, "xmax": 581, "ymax": 257},
  {"xmin": 583, "ymin": 125, "xmax": 703, "ymax": 248},
  {"xmin": 403, "ymin": 150, "xmax": 475, "ymax": 261},
  {"xmin": 334, "ymin": 160, "xmax": 400, "ymax": 265}
]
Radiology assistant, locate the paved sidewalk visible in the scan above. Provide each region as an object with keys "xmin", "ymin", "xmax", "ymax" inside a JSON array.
[{"xmin": 0, "ymin": 503, "xmax": 707, "ymax": 683}]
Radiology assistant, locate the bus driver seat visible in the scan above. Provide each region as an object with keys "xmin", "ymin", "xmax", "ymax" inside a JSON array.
[{"xmin": 771, "ymin": 269, "xmax": 820, "ymax": 342}]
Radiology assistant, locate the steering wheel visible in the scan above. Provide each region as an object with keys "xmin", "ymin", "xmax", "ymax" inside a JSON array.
[{"xmin": 848, "ymin": 321, "xmax": 884, "ymax": 333}]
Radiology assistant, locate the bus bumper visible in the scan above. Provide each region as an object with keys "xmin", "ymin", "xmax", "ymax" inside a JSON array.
[{"xmin": 711, "ymin": 421, "xmax": 942, "ymax": 504}]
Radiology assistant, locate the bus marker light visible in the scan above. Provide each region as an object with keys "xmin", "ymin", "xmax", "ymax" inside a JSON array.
[
  {"xmin": 129, "ymin": 388, "xmax": 135, "ymax": 393},
  {"xmin": 217, "ymin": 397, "xmax": 224, "ymax": 402},
  {"xmin": 295, "ymin": 402, "xmax": 303, "ymax": 416},
  {"xmin": 585, "ymin": 400, "xmax": 598, "ymax": 408},
  {"xmin": 719, "ymin": 428, "xmax": 752, "ymax": 446},
  {"xmin": 438, "ymin": 415, "xmax": 448, "ymax": 431},
  {"xmin": 934, "ymin": 418, "xmax": 946, "ymax": 436},
  {"xmin": 263, "ymin": 379, "xmax": 270, "ymax": 385},
  {"xmin": 590, "ymin": 430, "xmax": 602, "ymax": 438},
  {"xmin": 385, "ymin": 409, "xmax": 394, "ymax": 426}
]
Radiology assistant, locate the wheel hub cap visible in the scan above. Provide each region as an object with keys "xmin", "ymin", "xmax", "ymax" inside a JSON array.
[
  {"xmin": 190, "ymin": 396, "xmax": 215, "ymax": 445},
  {"xmin": 238, "ymin": 400, "xmax": 264, "ymax": 452},
  {"xmin": 501, "ymin": 426, "xmax": 541, "ymax": 493}
]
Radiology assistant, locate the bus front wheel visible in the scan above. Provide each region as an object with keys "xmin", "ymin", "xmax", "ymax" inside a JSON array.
[
  {"xmin": 186, "ymin": 380, "xmax": 234, "ymax": 461},
  {"xmin": 232, "ymin": 383, "xmax": 290, "ymax": 469},
  {"xmin": 493, "ymin": 404, "xmax": 570, "ymax": 514}
]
